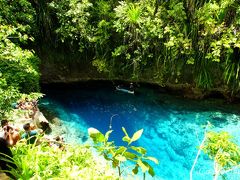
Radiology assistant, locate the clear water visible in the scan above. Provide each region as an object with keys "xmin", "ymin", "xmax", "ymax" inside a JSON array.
[{"xmin": 40, "ymin": 82, "xmax": 240, "ymax": 180}]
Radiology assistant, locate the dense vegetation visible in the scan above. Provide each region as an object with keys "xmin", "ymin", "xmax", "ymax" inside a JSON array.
[
  {"xmin": 0, "ymin": 0, "xmax": 40, "ymax": 118},
  {"xmin": 11, "ymin": 141, "xmax": 117, "ymax": 179},
  {"xmin": 1, "ymin": 0, "xmax": 240, "ymax": 98},
  {"xmin": 0, "ymin": 0, "xmax": 240, "ymax": 179},
  {"xmin": 45, "ymin": 0, "xmax": 240, "ymax": 97}
]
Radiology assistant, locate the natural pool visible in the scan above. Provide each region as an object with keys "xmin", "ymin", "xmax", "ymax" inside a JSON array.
[{"xmin": 40, "ymin": 82, "xmax": 240, "ymax": 180}]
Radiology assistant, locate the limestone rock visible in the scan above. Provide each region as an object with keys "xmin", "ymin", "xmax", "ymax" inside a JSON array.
[{"xmin": 33, "ymin": 111, "xmax": 51, "ymax": 132}]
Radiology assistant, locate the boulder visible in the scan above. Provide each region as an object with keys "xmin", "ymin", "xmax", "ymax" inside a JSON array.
[{"xmin": 33, "ymin": 111, "xmax": 51, "ymax": 132}]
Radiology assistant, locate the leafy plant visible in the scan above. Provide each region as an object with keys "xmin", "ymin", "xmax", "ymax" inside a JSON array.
[
  {"xmin": 88, "ymin": 127, "xmax": 158, "ymax": 179},
  {"xmin": 0, "ymin": 79, "xmax": 20, "ymax": 119},
  {"xmin": 10, "ymin": 141, "xmax": 117, "ymax": 179},
  {"xmin": 202, "ymin": 131, "xmax": 240, "ymax": 180}
]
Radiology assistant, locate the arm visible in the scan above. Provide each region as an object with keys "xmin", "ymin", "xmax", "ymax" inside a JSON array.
[{"xmin": 6, "ymin": 130, "xmax": 14, "ymax": 147}]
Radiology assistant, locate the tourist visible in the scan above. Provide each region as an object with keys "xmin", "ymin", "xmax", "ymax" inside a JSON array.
[
  {"xmin": 21, "ymin": 123, "xmax": 38, "ymax": 144},
  {"xmin": 1, "ymin": 120, "xmax": 20, "ymax": 147},
  {"xmin": 129, "ymin": 82, "xmax": 134, "ymax": 91},
  {"xmin": 50, "ymin": 136, "xmax": 65, "ymax": 151}
]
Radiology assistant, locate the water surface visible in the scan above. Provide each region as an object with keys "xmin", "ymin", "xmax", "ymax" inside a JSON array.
[{"xmin": 40, "ymin": 82, "xmax": 240, "ymax": 180}]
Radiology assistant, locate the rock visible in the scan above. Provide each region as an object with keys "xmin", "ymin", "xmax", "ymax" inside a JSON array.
[
  {"xmin": 33, "ymin": 111, "xmax": 51, "ymax": 132},
  {"xmin": 51, "ymin": 117, "xmax": 62, "ymax": 126}
]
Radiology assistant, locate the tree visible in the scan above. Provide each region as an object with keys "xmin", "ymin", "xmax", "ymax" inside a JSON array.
[
  {"xmin": 202, "ymin": 131, "xmax": 240, "ymax": 180},
  {"xmin": 0, "ymin": 0, "xmax": 40, "ymax": 118},
  {"xmin": 191, "ymin": 124, "xmax": 240, "ymax": 180}
]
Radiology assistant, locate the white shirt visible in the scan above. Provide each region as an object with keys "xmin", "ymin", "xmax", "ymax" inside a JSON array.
[{"xmin": 0, "ymin": 131, "xmax": 5, "ymax": 138}]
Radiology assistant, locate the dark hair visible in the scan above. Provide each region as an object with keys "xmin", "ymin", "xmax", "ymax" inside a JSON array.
[
  {"xmin": 6, "ymin": 125, "xmax": 12, "ymax": 132},
  {"xmin": 55, "ymin": 136, "xmax": 60, "ymax": 141},
  {"xmin": 1, "ymin": 120, "xmax": 8, "ymax": 128},
  {"xmin": 23, "ymin": 123, "xmax": 30, "ymax": 131}
]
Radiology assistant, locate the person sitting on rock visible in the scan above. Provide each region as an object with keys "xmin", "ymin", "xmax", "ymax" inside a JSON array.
[
  {"xmin": 21, "ymin": 123, "xmax": 38, "ymax": 145},
  {"xmin": 1, "ymin": 120, "xmax": 20, "ymax": 147}
]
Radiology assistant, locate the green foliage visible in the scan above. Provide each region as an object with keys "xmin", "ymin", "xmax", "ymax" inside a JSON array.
[
  {"xmin": 9, "ymin": 142, "xmax": 117, "ymax": 179},
  {"xmin": 50, "ymin": 0, "xmax": 240, "ymax": 93},
  {"xmin": 0, "ymin": 1, "xmax": 40, "ymax": 118},
  {"xmin": 0, "ymin": 0, "xmax": 36, "ymax": 35},
  {"xmin": 203, "ymin": 131, "xmax": 240, "ymax": 167},
  {"xmin": 202, "ymin": 131, "xmax": 240, "ymax": 179},
  {"xmin": 0, "ymin": 79, "xmax": 20, "ymax": 119},
  {"xmin": 49, "ymin": 0, "xmax": 93, "ymax": 51},
  {"xmin": 92, "ymin": 58, "xmax": 109, "ymax": 73},
  {"xmin": 88, "ymin": 127, "xmax": 158, "ymax": 178}
]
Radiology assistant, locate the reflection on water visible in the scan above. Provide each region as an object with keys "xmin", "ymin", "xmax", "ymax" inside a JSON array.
[{"xmin": 40, "ymin": 82, "xmax": 240, "ymax": 180}]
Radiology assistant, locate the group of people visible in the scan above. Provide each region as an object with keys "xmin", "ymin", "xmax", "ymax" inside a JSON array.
[
  {"xmin": 0, "ymin": 120, "xmax": 39, "ymax": 147},
  {"xmin": 0, "ymin": 120, "xmax": 39, "ymax": 178},
  {"xmin": 13, "ymin": 98, "xmax": 38, "ymax": 119},
  {"xmin": 0, "ymin": 98, "xmax": 65, "ymax": 177}
]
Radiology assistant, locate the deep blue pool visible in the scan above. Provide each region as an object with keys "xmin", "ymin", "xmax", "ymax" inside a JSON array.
[{"xmin": 40, "ymin": 82, "xmax": 240, "ymax": 180}]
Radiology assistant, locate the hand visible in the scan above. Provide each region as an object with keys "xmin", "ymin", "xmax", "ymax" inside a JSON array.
[
  {"xmin": 9, "ymin": 129, "xmax": 13, "ymax": 134},
  {"xmin": 3, "ymin": 125, "xmax": 8, "ymax": 132}
]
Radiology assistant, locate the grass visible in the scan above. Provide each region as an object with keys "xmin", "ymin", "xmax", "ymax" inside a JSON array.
[{"xmin": 8, "ymin": 139, "xmax": 118, "ymax": 179}]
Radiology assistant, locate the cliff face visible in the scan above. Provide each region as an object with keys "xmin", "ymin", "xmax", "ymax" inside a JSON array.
[
  {"xmin": 39, "ymin": 47, "xmax": 239, "ymax": 102},
  {"xmin": 39, "ymin": 47, "xmax": 107, "ymax": 83}
]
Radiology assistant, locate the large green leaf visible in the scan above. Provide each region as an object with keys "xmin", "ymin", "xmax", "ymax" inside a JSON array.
[
  {"xmin": 115, "ymin": 146, "xmax": 127, "ymax": 155},
  {"xmin": 88, "ymin": 128, "xmax": 105, "ymax": 143},
  {"xmin": 137, "ymin": 160, "xmax": 149, "ymax": 172},
  {"xmin": 130, "ymin": 146, "xmax": 146, "ymax": 155},
  {"xmin": 115, "ymin": 154, "xmax": 127, "ymax": 162},
  {"xmin": 147, "ymin": 164, "xmax": 155, "ymax": 177},
  {"xmin": 131, "ymin": 129, "xmax": 143, "ymax": 142},
  {"xmin": 112, "ymin": 159, "xmax": 119, "ymax": 168},
  {"xmin": 142, "ymin": 161, "xmax": 155, "ymax": 177},
  {"xmin": 122, "ymin": 127, "xmax": 130, "ymax": 138},
  {"xmin": 123, "ymin": 152, "xmax": 137, "ymax": 160},
  {"xmin": 132, "ymin": 165, "xmax": 139, "ymax": 175},
  {"xmin": 144, "ymin": 156, "xmax": 159, "ymax": 164},
  {"xmin": 105, "ymin": 130, "xmax": 113, "ymax": 142},
  {"xmin": 122, "ymin": 136, "xmax": 131, "ymax": 143}
]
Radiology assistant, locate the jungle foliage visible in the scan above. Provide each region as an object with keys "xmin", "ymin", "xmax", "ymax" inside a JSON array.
[
  {"xmin": 1, "ymin": 1, "xmax": 240, "ymax": 179},
  {"xmin": 202, "ymin": 131, "xmax": 240, "ymax": 180},
  {"xmin": 0, "ymin": 0, "xmax": 40, "ymax": 118},
  {"xmin": 9, "ymin": 141, "xmax": 117, "ymax": 179},
  {"xmin": 46, "ymin": 0, "xmax": 240, "ymax": 96}
]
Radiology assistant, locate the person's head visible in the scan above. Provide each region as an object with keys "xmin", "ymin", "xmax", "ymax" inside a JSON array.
[
  {"xmin": 55, "ymin": 136, "xmax": 60, "ymax": 141},
  {"xmin": 1, "ymin": 120, "xmax": 8, "ymax": 128},
  {"xmin": 23, "ymin": 123, "xmax": 31, "ymax": 131},
  {"xmin": 30, "ymin": 123, "xmax": 36, "ymax": 130}
]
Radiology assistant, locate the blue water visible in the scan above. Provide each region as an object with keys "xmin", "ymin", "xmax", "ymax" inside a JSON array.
[{"xmin": 40, "ymin": 83, "xmax": 240, "ymax": 180}]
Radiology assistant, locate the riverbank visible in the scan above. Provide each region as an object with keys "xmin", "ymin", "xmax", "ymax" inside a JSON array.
[{"xmin": 40, "ymin": 80, "xmax": 240, "ymax": 103}]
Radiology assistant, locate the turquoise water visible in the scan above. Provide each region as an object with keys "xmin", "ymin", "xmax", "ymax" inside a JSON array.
[{"xmin": 40, "ymin": 82, "xmax": 240, "ymax": 180}]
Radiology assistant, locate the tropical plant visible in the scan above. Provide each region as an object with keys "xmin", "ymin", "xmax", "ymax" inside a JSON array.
[
  {"xmin": 49, "ymin": 0, "xmax": 240, "ymax": 95},
  {"xmin": 0, "ymin": 1, "xmax": 40, "ymax": 118},
  {"xmin": 9, "ymin": 141, "xmax": 117, "ymax": 179},
  {"xmin": 191, "ymin": 123, "xmax": 240, "ymax": 180},
  {"xmin": 202, "ymin": 131, "xmax": 240, "ymax": 180},
  {"xmin": 88, "ymin": 127, "xmax": 158, "ymax": 179},
  {"xmin": 0, "ymin": 79, "xmax": 20, "ymax": 119}
]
